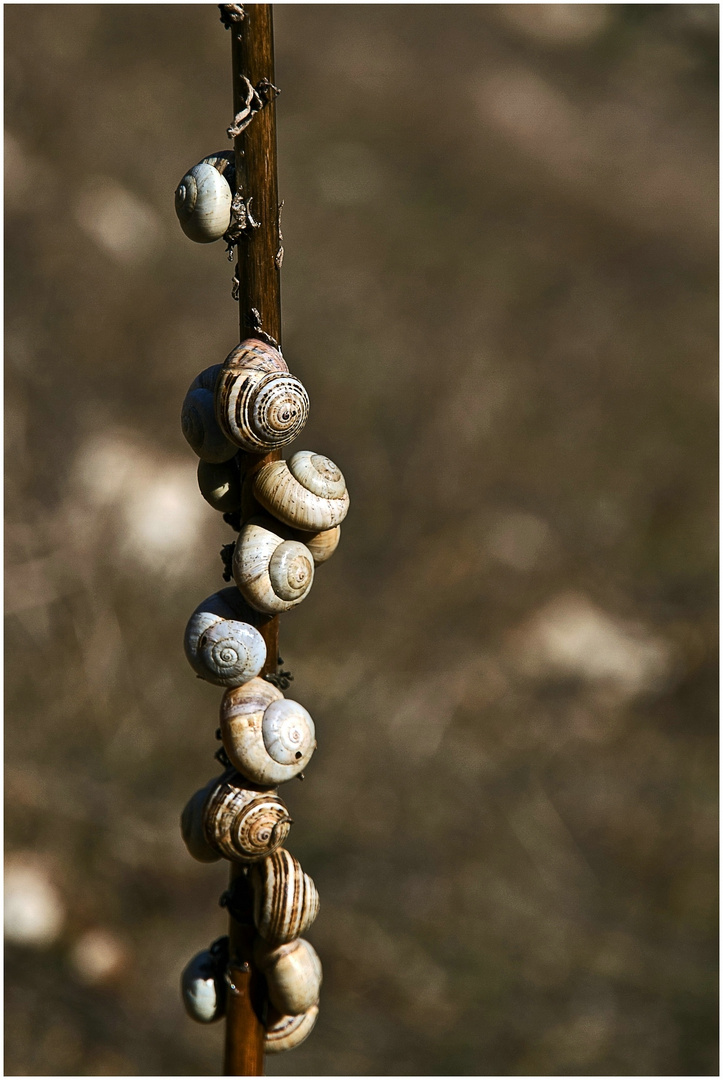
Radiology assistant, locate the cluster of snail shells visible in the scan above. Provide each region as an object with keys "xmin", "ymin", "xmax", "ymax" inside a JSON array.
[
  {"xmin": 181, "ymin": 337, "xmax": 349, "ymax": 618},
  {"xmin": 178, "ymin": 324, "xmax": 345, "ymax": 1052},
  {"xmin": 180, "ymin": 850, "xmax": 322, "ymax": 1051}
]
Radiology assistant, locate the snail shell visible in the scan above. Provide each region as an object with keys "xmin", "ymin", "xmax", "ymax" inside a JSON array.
[
  {"xmin": 220, "ymin": 677, "xmax": 316, "ymax": 786},
  {"xmin": 253, "ymin": 451, "xmax": 350, "ymax": 532},
  {"xmin": 215, "ymin": 339, "xmax": 310, "ymax": 454},
  {"xmin": 181, "ymin": 777, "xmax": 222, "ymax": 863},
  {"xmin": 181, "ymin": 938, "xmax": 228, "ymax": 1023},
  {"xmin": 302, "ymin": 525, "xmax": 341, "ymax": 565},
  {"xmin": 197, "ymin": 458, "xmax": 241, "ymax": 513},
  {"xmin": 251, "ymin": 848, "xmax": 319, "ymax": 946},
  {"xmin": 265, "ymin": 1005, "xmax": 319, "ymax": 1054},
  {"xmin": 182, "ymin": 365, "xmax": 238, "ymax": 463},
  {"xmin": 254, "ymin": 937, "xmax": 322, "ymax": 1017},
  {"xmin": 175, "ymin": 160, "xmax": 233, "ymax": 243},
  {"xmin": 182, "ymin": 772, "xmax": 292, "ymax": 863},
  {"xmin": 233, "ymin": 516, "xmax": 315, "ymax": 615},
  {"xmin": 184, "ymin": 588, "xmax": 269, "ymax": 688}
]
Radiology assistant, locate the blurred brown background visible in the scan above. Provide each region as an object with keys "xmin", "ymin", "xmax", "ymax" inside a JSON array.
[{"xmin": 4, "ymin": 3, "xmax": 718, "ymax": 1076}]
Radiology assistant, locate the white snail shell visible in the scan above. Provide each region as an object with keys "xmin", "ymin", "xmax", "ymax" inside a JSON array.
[
  {"xmin": 233, "ymin": 515, "xmax": 315, "ymax": 615},
  {"xmin": 184, "ymin": 589, "xmax": 268, "ymax": 688},
  {"xmin": 197, "ymin": 458, "xmax": 241, "ymax": 513},
  {"xmin": 220, "ymin": 677, "xmax": 316, "ymax": 786},
  {"xmin": 254, "ymin": 937, "xmax": 322, "ymax": 1017},
  {"xmin": 181, "ymin": 944, "xmax": 227, "ymax": 1023},
  {"xmin": 182, "ymin": 772, "xmax": 292, "ymax": 863},
  {"xmin": 265, "ymin": 1005, "xmax": 319, "ymax": 1053},
  {"xmin": 253, "ymin": 451, "xmax": 350, "ymax": 532},
  {"xmin": 251, "ymin": 848, "xmax": 319, "ymax": 946},
  {"xmin": 215, "ymin": 339, "xmax": 310, "ymax": 454},
  {"xmin": 175, "ymin": 161, "xmax": 233, "ymax": 243},
  {"xmin": 182, "ymin": 365, "xmax": 238, "ymax": 463}
]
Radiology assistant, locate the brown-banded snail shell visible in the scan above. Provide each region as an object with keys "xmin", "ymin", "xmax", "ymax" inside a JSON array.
[
  {"xmin": 233, "ymin": 515, "xmax": 315, "ymax": 614},
  {"xmin": 197, "ymin": 458, "xmax": 241, "ymax": 513},
  {"xmin": 181, "ymin": 772, "xmax": 292, "ymax": 864},
  {"xmin": 265, "ymin": 1006, "xmax": 319, "ymax": 1053},
  {"xmin": 181, "ymin": 937, "xmax": 229, "ymax": 1023},
  {"xmin": 175, "ymin": 155, "xmax": 234, "ymax": 243},
  {"xmin": 254, "ymin": 937, "xmax": 322, "ymax": 1017},
  {"xmin": 253, "ymin": 451, "xmax": 350, "ymax": 532},
  {"xmin": 184, "ymin": 588, "xmax": 269, "ymax": 688},
  {"xmin": 251, "ymin": 848, "xmax": 319, "ymax": 946},
  {"xmin": 215, "ymin": 339, "xmax": 309, "ymax": 454},
  {"xmin": 182, "ymin": 365, "xmax": 238, "ymax": 463},
  {"xmin": 220, "ymin": 677, "xmax": 316, "ymax": 786}
]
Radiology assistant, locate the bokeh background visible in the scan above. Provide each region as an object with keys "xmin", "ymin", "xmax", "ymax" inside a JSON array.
[{"xmin": 4, "ymin": 3, "xmax": 718, "ymax": 1075}]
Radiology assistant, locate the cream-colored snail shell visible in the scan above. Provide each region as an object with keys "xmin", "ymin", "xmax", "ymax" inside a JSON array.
[
  {"xmin": 215, "ymin": 339, "xmax": 309, "ymax": 454},
  {"xmin": 181, "ymin": 946, "xmax": 227, "ymax": 1023},
  {"xmin": 175, "ymin": 161, "xmax": 233, "ymax": 243},
  {"xmin": 251, "ymin": 848, "xmax": 319, "ymax": 946},
  {"xmin": 182, "ymin": 365, "xmax": 238, "ymax": 463},
  {"xmin": 197, "ymin": 458, "xmax": 241, "ymax": 513},
  {"xmin": 220, "ymin": 677, "xmax": 316, "ymax": 785},
  {"xmin": 265, "ymin": 1006, "xmax": 319, "ymax": 1053},
  {"xmin": 182, "ymin": 772, "xmax": 292, "ymax": 863},
  {"xmin": 253, "ymin": 451, "xmax": 350, "ymax": 532},
  {"xmin": 301, "ymin": 525, "xmax": 341, "ymax": 565},
  {"xmin": 233, "ymin": 516, "xmax": 315, "ymax": 615},
  {"xmin": 184, "ymin": 589, "xmax": 268, "ymax": 687},
  {"xmin": 254, "ymin": 937, "xmax": 322, "ymax": 1017}
]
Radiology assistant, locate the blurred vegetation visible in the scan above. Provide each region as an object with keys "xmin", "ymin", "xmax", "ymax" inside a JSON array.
[{"xmin": 5, "ymin": 4, "xmax": 718, "ymax": 1076}]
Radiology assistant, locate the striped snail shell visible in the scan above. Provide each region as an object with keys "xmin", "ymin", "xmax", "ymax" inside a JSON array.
[
  {"xmin": 251, "ymin": 848, "xmax": 319, "ymax": 946},
  {"xmin": 253, "ymin": 451, "xmax": 350, "ymax": 532},
  {"xmin": 184, "ymin": 588, "xmax": 269, "ymax": 688},
  {"xmin": 197, "ymin": 458, "xmax": 241, "ymax": 514},
  {"xmin": 182, "ymin": 365, "xmax": 238, "ymax": 463},
  {"xmin": 233, "ymin": 515, "xmax": 315, "ymax": 615},
  {"xmin": 175, "ymin": 154, "xmax": 234, "ymax": 243},
  {"xmin": 254, "ymin": 937, "xmax": 322, "ymax": 1017},
  {"xmin": 181, "ymin": 937, "xmax": 229, "ymax": 1023},
  {"xmin": 181, "ymin": 771, "xmax": 292, "ymax": 863},
  {"xmin": 220, "ymin": 677, "xmax": 316, "ymax": 786},
  {"xmin": 265, "ymin": 1006, "xmax": 319, "ymax": 1054},
  {"xmin": 215, "ymin": 339, "xmax": 310, "ymax": 454}
]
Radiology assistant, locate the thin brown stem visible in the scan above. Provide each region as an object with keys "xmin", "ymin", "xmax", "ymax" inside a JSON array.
[{"xmin": 222, "ymin": 3, "xmax": 283, "ymax": 1075}]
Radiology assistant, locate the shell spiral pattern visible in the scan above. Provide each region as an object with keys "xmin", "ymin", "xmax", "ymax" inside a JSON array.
[
  {"xmin": 184, "ymin": 588, "xmax": 269, "ymax": 687},
  {"xmin": 253, "ymin": 451, "xmax": 350, "ymax": 532},
  {"xmin": 220, "ymin": 677, "xmax": 316, "ymax": 785},
  {"xmin": 188, "ymin": 772, "xmax": 292, "ymax": 863},
  {"xmin": 233, "ymin": 516, "xmax": 315, "ymax": 614},
  {"xmin": 251, "ymin": 848, "xmax": 320, "ymax": 946},
  {"xmin": 215, "ymin": 339, "xmax": 309, "ymax": 454},
  {"xmin": 175, "ymin": 157, "xmax": 234, "ymax": 243}
]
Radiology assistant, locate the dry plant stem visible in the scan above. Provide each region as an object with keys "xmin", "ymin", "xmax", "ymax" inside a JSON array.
[{"xmin": 224, "ymin": 4, "xmax": 282, "ymax": 1076}]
